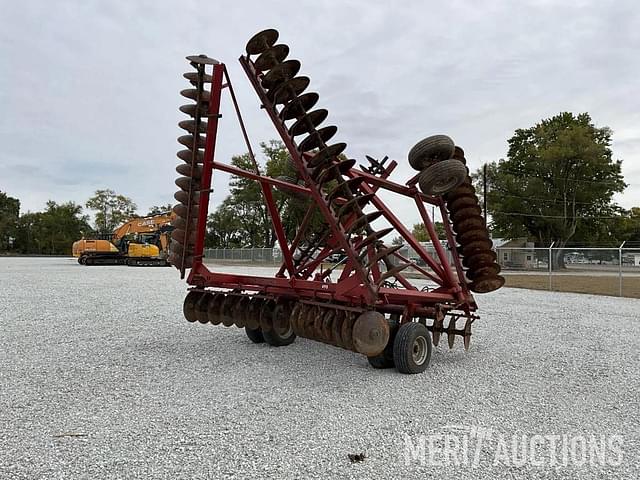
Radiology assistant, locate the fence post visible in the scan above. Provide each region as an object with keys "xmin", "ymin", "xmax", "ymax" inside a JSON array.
[
  {"xmin": 619, "ymin": 241, "xmax": 626, "ymax": 297},
  {"xmin": 548, "ymin": 241, "xmax": 554, "ymax": 291}
]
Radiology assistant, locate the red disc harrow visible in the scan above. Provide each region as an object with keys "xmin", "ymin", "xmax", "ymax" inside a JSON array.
[{"xmin": 169, "ymin": 30, "xmax": 504, "ymax": 374}]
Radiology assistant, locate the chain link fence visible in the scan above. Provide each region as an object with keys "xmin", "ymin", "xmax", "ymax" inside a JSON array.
[{"xmin": 203, "ymin": 244, "xmax": 640, "ymax": 297}]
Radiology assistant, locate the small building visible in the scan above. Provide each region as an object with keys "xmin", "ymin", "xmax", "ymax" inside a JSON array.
[{"xmin": 494, "ymin": 238, "xmax": 536, "ymax": 269}]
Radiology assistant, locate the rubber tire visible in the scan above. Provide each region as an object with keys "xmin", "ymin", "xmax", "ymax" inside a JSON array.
[
  {"xmin": 408, "ymin": 135, "xmax": 455, "ymax": 171},
  {"xmin": 393, "ymin": 322, "xmax": 432, "ymax": 374},
  {"xmin": 418, "ymin": 159, "xmax": 468, "ymax": 196},
  {"xmin": 367, "ymin": 318, "xmax": 398, "ymax": 369},
  {"xmin": 367, "ymin": 349, "xmax": 395, "ymax": 369},
  {"xmin": 245, "ymin": 327, "xmax": 265, "ymax": 344},
  {"xmin": 262, "ymin": 304, "xmax": 296, "ymax": 347}
]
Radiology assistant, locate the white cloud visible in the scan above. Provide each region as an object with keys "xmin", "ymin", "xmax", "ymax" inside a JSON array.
[{"xmin": 1, "ymin": 0, "xmax": 638, "ymax": 224}]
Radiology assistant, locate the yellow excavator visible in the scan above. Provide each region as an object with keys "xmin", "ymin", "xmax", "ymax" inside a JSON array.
[{"xmin": 72, "ymin": 212, "xmax": 176, "ymax": 266}]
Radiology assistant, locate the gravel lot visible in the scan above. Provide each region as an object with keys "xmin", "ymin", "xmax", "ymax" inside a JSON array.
[{"xmin": 1, "ymin": 257, "xmax": 638, "ymax": 479}]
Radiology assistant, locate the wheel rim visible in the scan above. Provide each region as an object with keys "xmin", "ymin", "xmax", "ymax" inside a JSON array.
[{"xmin": 412, "ymin": 336, "xmax": 428, "ymax": 365}]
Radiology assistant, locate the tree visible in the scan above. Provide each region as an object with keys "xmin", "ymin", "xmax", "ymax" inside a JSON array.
[
  {"xmin": 147, "ymin": 204, "xmax": 174, "ymax": 216},
  {"xmin": 14, "ymin": 201, "xmax": 91, "ymax": 254},
  {"xmin": 482, "ymin": 112, "xmax": 626, "ymax": 268},
  {"xmin": 0, "ymin": 191, "xmax": 20, "ymax": 251},
  {"xmin": 611, "ymin": 207, "xmax": 640, "ymax": 244},
  {"xmin": 85, "ymin": 189, "xmax": 137, "ymax": 232},
  {"xmin": 206, "ymin": 140, "xmax": 326, "ymax": 248},
  {"xmin": 411, "ymin": 222, "xmax": 446, "ymax": 241}
]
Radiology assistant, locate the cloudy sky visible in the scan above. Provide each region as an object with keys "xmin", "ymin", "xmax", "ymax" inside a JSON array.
[{"xmin": 1, "ymin": 0, "xmax": 638, "ymax": 228}]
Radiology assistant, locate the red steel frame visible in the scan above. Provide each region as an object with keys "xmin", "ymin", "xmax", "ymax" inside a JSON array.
[{"xmin": 184, "ymin": 59, "xmax": 477, "ymax": 323}]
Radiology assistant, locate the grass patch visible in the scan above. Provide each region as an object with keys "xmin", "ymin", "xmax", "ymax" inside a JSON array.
[{"xmin": 504, "ymin": 274, "xmax": 640, "ymax": 299}]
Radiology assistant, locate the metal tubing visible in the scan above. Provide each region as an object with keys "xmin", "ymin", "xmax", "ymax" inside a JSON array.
[{"xmin": 193, "ymin": 64, "xmax": 224, "ymax": 274}]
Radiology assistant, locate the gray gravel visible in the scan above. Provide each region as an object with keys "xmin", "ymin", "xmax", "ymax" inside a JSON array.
[{"xmin": 1, "ymin": 257, "xmax": 638, "ymax": 479}]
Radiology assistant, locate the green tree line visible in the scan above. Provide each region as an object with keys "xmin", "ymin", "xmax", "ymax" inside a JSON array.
[{"xmin": 0, "ymin": 189, "xmax": 170, "ymax": 255}]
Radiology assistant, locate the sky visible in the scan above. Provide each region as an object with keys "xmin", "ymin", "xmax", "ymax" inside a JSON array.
[{"xmin": 1, "ymin": 0, "xmax": 639, "ymax": 229}]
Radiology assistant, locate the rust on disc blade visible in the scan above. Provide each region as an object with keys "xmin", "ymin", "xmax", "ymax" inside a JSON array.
[
  {"xmin": 462, "ymin": 251, "xmax": 497, "ymax": 270},
  {"xmin": 177, "ymin": 149, "xmax": 204, "ymax": 163},
  {"xmin": 272, "ymin": 302, "xmax": 291, "ymax": 336},
  {"xmin": 454, "ymin": 216, "xmax": 485, "ymax": 233},
  {"xmin": 295, "ymin": 303, "xmax": 307, "ymax": 336},
  {"xmin": 451, "ymin": 206, "xmax": 483, "ymax": 224},
  {"xmin": 332, "ymin": 311, "xmax": 345, "ymax": 348},
  {"xmin": 246, "ymin": 29, "xmax": 279, "ymax": 55},
  {"xmin": 172, "ymin": 203, "xmax": 198, "ymax": 218},
  {"xmin": 298, "ymin": 126, "xmax": 338, "ymax": 152},
  {"xmin": 169, "ymin": 239, "xmax": 192, "ymax": 257},
  {"xmin": 195, "ymin": 293, "xmax": 211, "ymax": 324},
  {"xmin": 171, "ymin": 215, "xmax": 197, "ymax": 231},
  {"xmin": 178, "ymin": 134, "xmax": 206, "ymax": 149},
  {"xmin": 176, "ymin": 164, "xmax": 203, "ymax": 179},
  {"xmin": 234, "ymin": 296, "xmax": 251, "ymax": 328},
  {"xmin": 245, "ymin": 298, "xmax": 262, "ymax": 330},
  {"xmin": 279, "ymin": 92, "xmax": 320, "ymax": 121},
  {"xmin": 179, "ymin": 120, "xmax": 208, "ymax": 134},
  {"xmin": 171, "ymin": 228, "xmax": 196, "ymax": 244},
  {"xmin": 447, "ymin": 195, "xmax": 478, "ymax": 212},
  {"xmin": 305, "ymin": 305, "xmax": 319, "ymax": 339},
  {"xmin": 183, "ymin": 72, "xmax": 213, "ymax": 84},
  {"xmin": 179, "ymin": 104, "xmax": 208, "ymax": 118},
  {"xmin": 447, "ymin": 318, "xmax": 457, "ymax": 349},
  {"xmin": 289, "ymin": 302, "xmax": 301, "ymax": 335},
  {"xmin": 173, "ymin": 190, "xmax": 199, "ymax": 206},
  {"xmin": 261, "ymin": 59, "xmax": 301, "ymax": 90},
  {"xmin": 461, "ymin": 239, "xmax": 494, "ymax": 256},
  {"xmin": 453, "ymin": 146, "xmax": 466, "ymax": 163},
  {"xmin": 259, "ymin": 300, "xmax": 275, "ymax": 332},
  {"xmin": 432, "ymin": 316, "xmax": 443, "ymax": 346},
  {"xmin": 269, "ymin": 76, "xmax": 310, "ymax": 104},
  {"xmin": 463, "ymin": 318, "xmax": 472, "ymax": 351},
  {"xmin": 466, "ymin": 263, "xmax": 501, "ymax": 280},
  {"xmin": 470, "ymin": 274, "xmax": 505, "ymax": 293},
  {"xmin": 218, "ymin": 296, "xmax": 236, "ymax": 327},
  {"xmin": 175, "ymin": 176, "xmax": 196, "ymax": 191},
  {"xmin": 183, "ymin": 291, "xmax": 203, "ymax": 322},
  {"xmin": 254, "ymin": 44, "xmax": 289, "ymax": 71},
  {"xmin": 341, "ymin": 312, "xmax": 355, "ymax": 351},
  {"xmin": 169, "ymin": 253, "xmax": 193, "ymax": 269},
  {"xmin": 289, "ymin": 109, "xmax": 329, "ymax": 137},
  {"xmin": 181, "ymin": 89, "xmax": 211, "ymax": 102},
  {"xmin": 321, "ymin": 309, "xmax": 335, "ymax": 344},
  {"xmin": 311, "ymin": 306, "xmax": 325, "ymax": 340},
  {"xmin": 207, "ymin": 293, "xmax": 225, "ymax": 325},
  {"xmin": 457, "ymin": 227, "xmax": 490, "ymax": 245},
  {"xmin": 445, "ymin": 183, "xmax": 476, "ymax": 200},
  {"xmin": 352, "ymin": 311, "xmax": 389, "ymax": 357},
  {"xmin": 186, "ymin": 54, "xmax": 220, "ymax": 65}
]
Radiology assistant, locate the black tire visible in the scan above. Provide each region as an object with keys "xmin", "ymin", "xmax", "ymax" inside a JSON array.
[
  {"xmin": 418, "ymin": 159, "xmax": 468, "ymax": 196},
  {"xmin": 408, "ymin": 135, "xmax": 455, "ymax": 171},
  {"xmin": 262, "ymin": 303, "xmax": 296, "ymax": 347},
  {"xmin": 245, "ymin": 327, "xmax": 265, "ymax": 344},
  {"xmin": 367, "ymin": 351, "xmax": 395, "ymax": 369},
  {"xmin": 393, "ymin": 322, "xmax": 432, "ymax": 374},
  {"xmin": 367, "ymin": 317, "xmax": 397, "ymax": 369}
]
